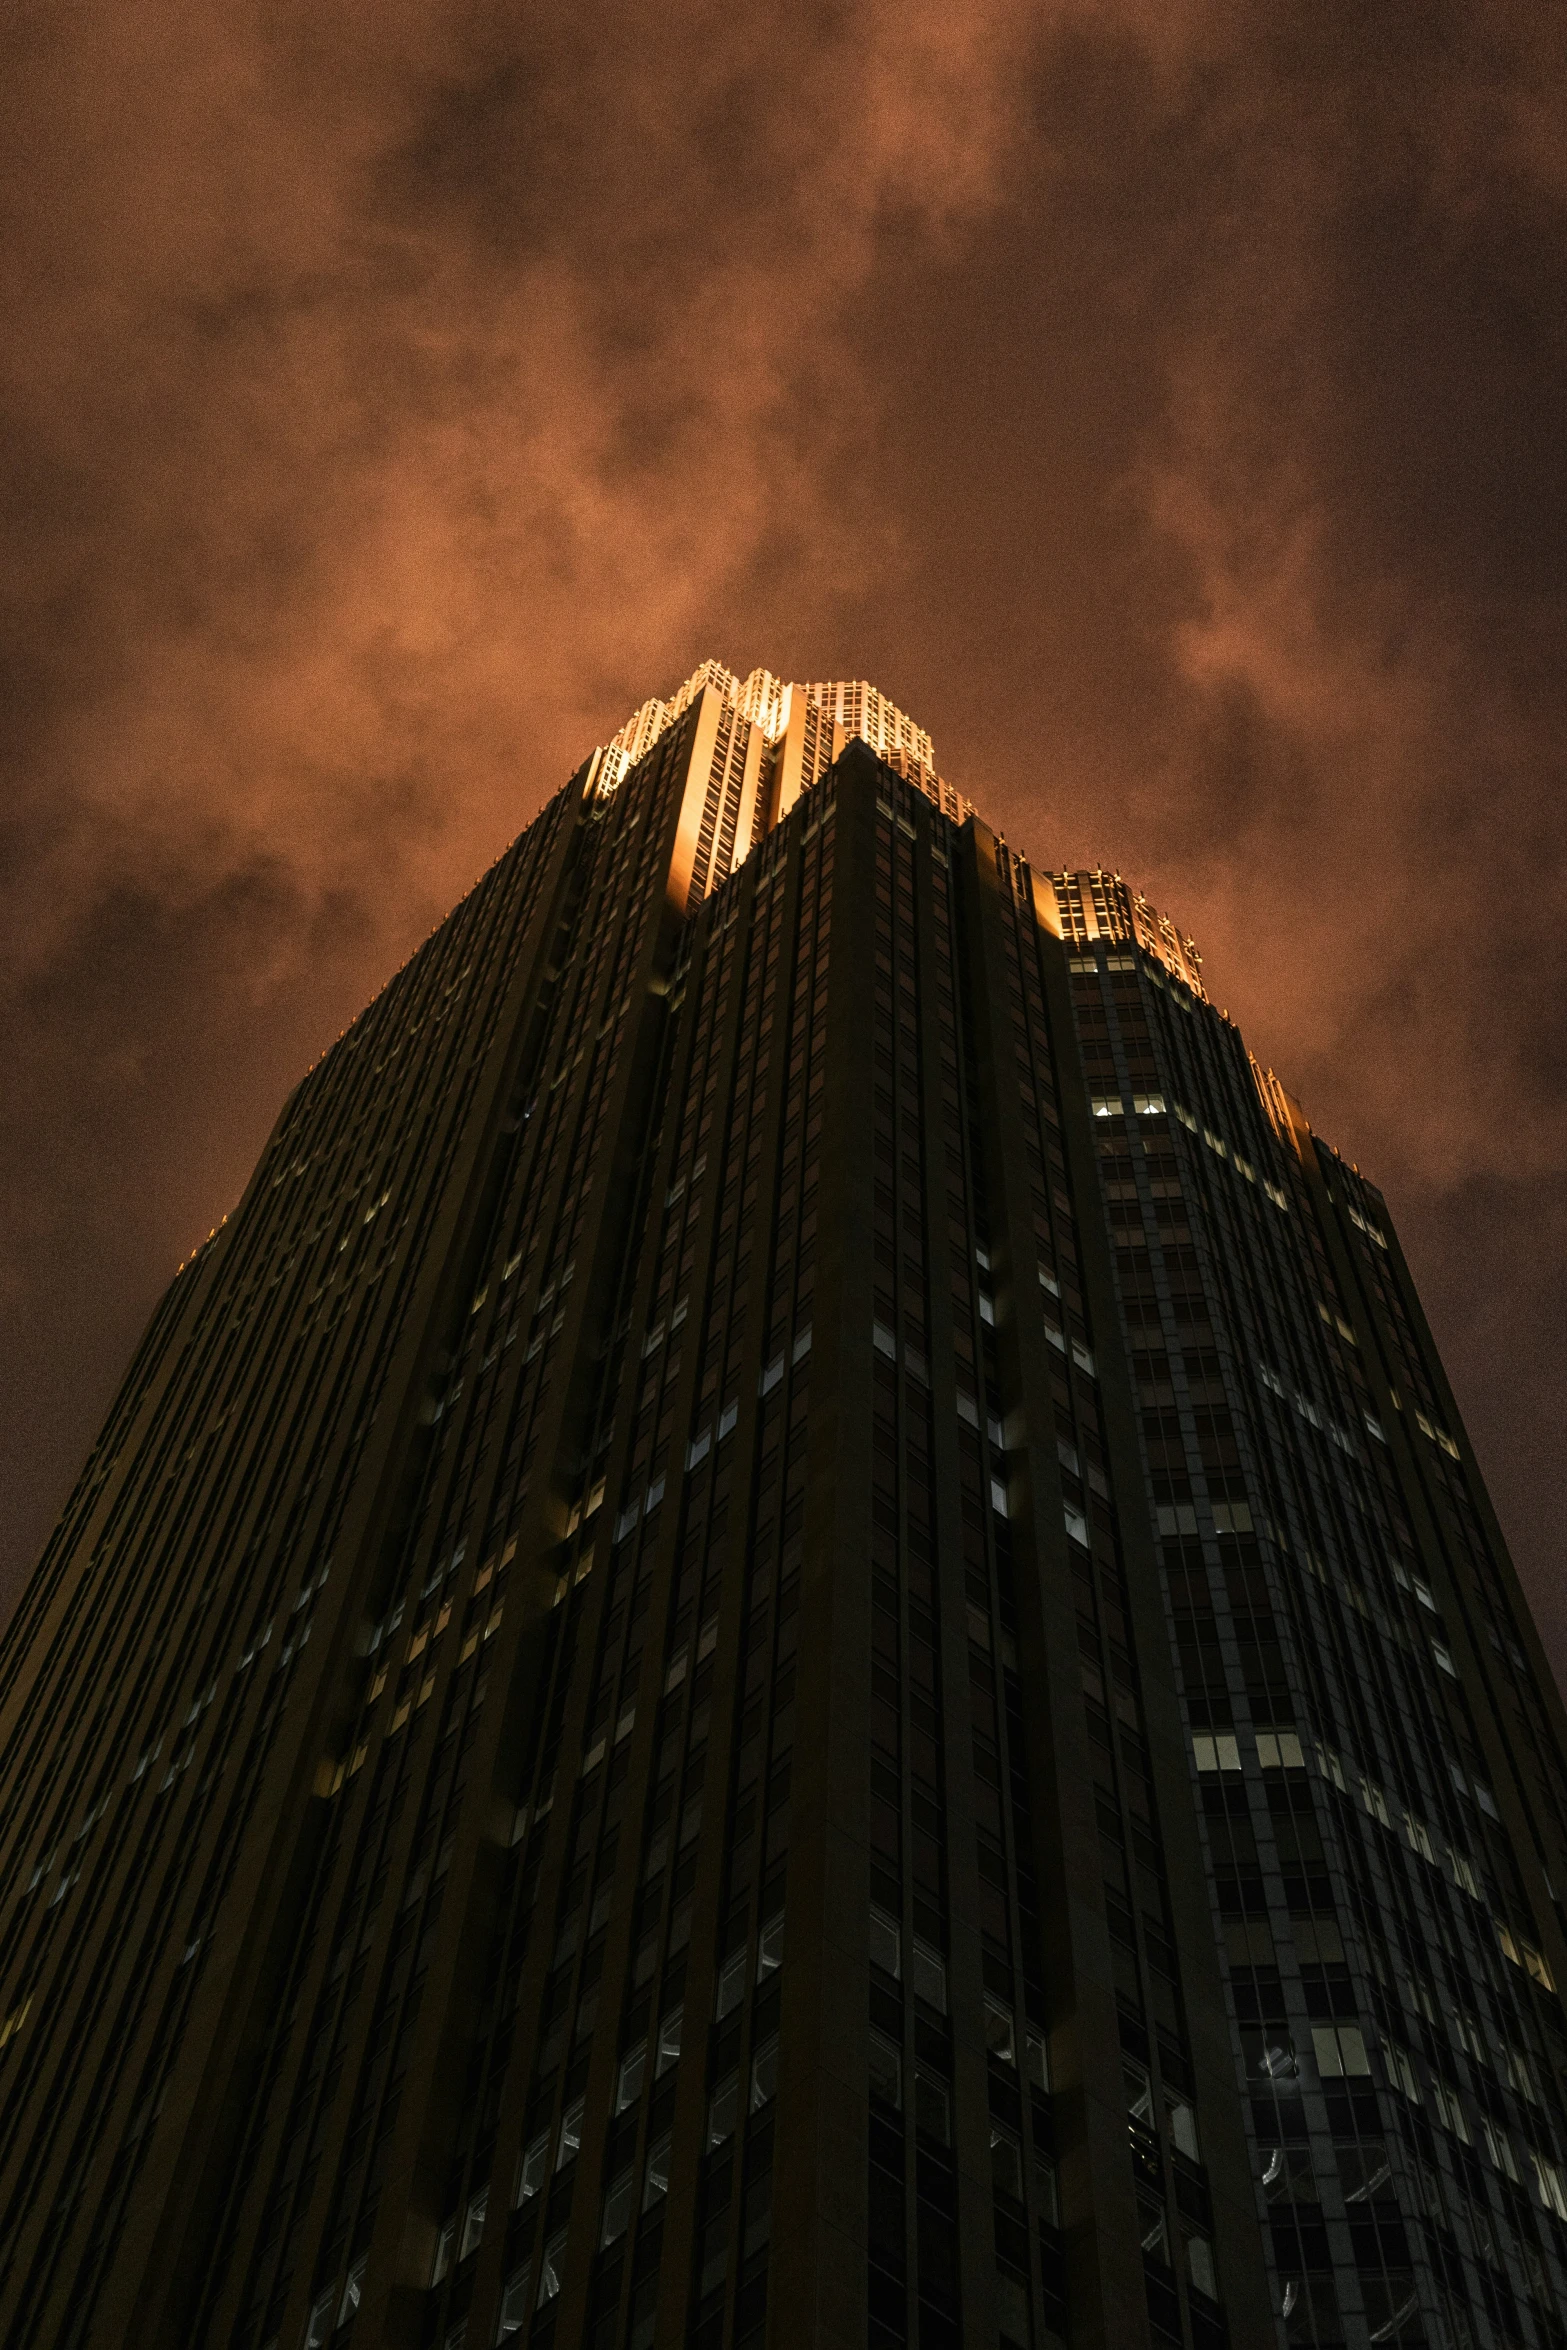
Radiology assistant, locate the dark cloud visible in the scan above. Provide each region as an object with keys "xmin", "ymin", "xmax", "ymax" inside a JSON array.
[{"xmin": 3, "ymin": 0, "xmax": 1563, "ymax": 1674}]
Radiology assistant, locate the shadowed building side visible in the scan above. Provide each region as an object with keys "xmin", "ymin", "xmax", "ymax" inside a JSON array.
[{"xmin": 0, "ymin": 664, "xmax": 1564, "ymax": 2350}]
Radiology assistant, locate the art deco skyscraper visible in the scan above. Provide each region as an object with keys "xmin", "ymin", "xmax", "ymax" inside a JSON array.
[{"xmin": 2, "ymin": 664, "xmax": 1566, "ymax": 2350}]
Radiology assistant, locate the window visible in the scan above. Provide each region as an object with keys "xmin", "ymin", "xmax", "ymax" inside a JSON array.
[
  {"xmin": 516, "ymin": 2133, "xmax": 549, "ymax": 2204},
  {"xmin": 715, "ymin": 1949, "xmax": 746, "ymax": 2019},
  {"xmin": 1255, "ymin": 1731, "xmax": 1304, "ymax": 1769},
  {"xmin": 1192, "ymin": 1734, "xmax": 1241, "ymax": 1772},
  {"xmin": 1024, "ymin": 2028, "xmax": 1049, "ymax": 2090},
  {"xmin": 869, "ymin": 1906, "xmax": 901, "ymax": 1980},
  {"xmin": 1166, "ymin": 2093, "xmax": 1199, "ymax": 2161},
  {"xmin": 643, "ymin": 2132, "xmax": 672, "ymax": 2209},
  {"xmin": 430, "ymin": 2219, "xmax": 456, "ymax": 2287},
  {"xmin": 914, "ymin": 2073, "xmax": 950, "ymax": 2144},
  {"xmin": 1187, "ymin": 2235, "xmax": 1217, "ymax": 2297},
  {"xmin": 305, "ymin": 2289, "xmax": 334, "ymax": 2349},
  {"xmin": 600, "ymin": 2168, "xmax": 634, "ymax": 2247},
  {"xmin": 1533, "ymin": 2151, "xmax": 1567, "ymax": 2221},
  {"xmin": 869, "ymin": 2033, "xmax": 902, "ymax": 2110},
  {"xmin": 657, "ymin": 2005, "xmax": 682, "ymax": 2075},
  {"xmin": 707, "ymin": 2072, "xmax": 739, "ymax": 2147},
  {"xmin": 757, "ymin": 1911, "xmax": 785, "ymax": 1980},
  {"xmin": 990, "ymin": 2126, "xmax": 1023, "ymax": 2198},
  {"xmin": 910, "ymin": 1938, "xmax": 947, "ymax": 2013},
  {"xmin": 536, "ymin": 2232, "xmax": 567, "ymax": 2305},
  {"xmin": 750, "ymin": 2035, "xmax": 779, "ymax": 2111},
  {"xmin": 1430, "ymin": 2078, "xmax": 1469, "ymax": 2142},
  {"xmin": 556, "ymin": 2098, "xmax": 584, "ymax": 2168},
  {"xmin": 984, "ymin": 1998, "xmax": 1016, "ymax": 2065},
  {"xmin": 459, "ymin": 2185, "xmax": 488, "ymax": 2260},
  {"xmin": 338, "ymin": 2257, "xmax": 365, "ymax": 2325},
  {"xmin": 1312, "ymin": 2025, "xmax": 1371, "ymax": 2079},
  {"xmin": 1033, "ymin": 2154, "xmax": 1060, "ymax": 2226},
  {"xmin": 997, "ymin": 2270, "xmax": 1030, "ymax": 2346},
  {"xmin": 615, "ymin": 2044, "xmax": 646, "ymax": 2112},
  {"xmin": 1375, "ymin": 2035, "xmax": 1418, "ymax": 2098},
  {"xmin": 496, "ymin": 2266, "xmax": 530, "ymax": 2337}
]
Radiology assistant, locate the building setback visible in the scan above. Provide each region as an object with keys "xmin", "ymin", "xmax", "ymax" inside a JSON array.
[{"xmin": 1, "ymin": 665, "xmax": 1566, "ymax": 2350}]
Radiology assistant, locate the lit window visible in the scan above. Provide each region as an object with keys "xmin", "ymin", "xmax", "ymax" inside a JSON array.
[
  {"xmin": 459, "ymin": 2185, "xmax": 488, "ymax": 2260},
  {"xmin": 643, "ymin": 2132, "xmax": 672, "ymax": 2209},
  {"xmin": 515, "ymin": 2133, "xmax": 549, "ymax": 2204},
  {"xmin": 614, "ymin": 2045, "xmax": 646, "ymax": 2113},
  {"xmin": 536, "ymin": 2231, "xmax": 567, "ymax": 2305},
  {"xmin": 984, "ymin": 1998, "xmax": 1016, "ymax": 2066},
  {"xmin": 338, "ymin": 2257, "xmax": 365, "ymax": 2325},
  {"xmin": 1431, "ymin": 2078, "xmax": 1469, "ymax": 2142},
  {"xmin": 496, "ymin": 2266, "xmax": 530, "ymax": 2337},
  {"xmin": 1374, "ymin": 2035, "xmax": 1417, "ymax": 2097},
  {"xmin": 556, "ymin": 2098, "xmax": 584, "ymax": 2169}
]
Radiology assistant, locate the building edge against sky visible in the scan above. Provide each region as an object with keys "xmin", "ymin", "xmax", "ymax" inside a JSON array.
[{"xmin": 0, "ymin": 660, "xmax": 1565, "ymax": 2350}]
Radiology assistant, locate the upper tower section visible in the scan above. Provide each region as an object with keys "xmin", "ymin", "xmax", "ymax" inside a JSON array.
[{"xmin": 591, "ymin": 658, "xmax": 972, "ymax": 834}]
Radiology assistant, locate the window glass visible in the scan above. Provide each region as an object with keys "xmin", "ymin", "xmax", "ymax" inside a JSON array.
[
  {"xmin": 536, "ymin": 2231, "xmax": 567, "ymax": 2305},
  {"xmin": 868, "ymin": 2034, "xmax": 902, "ymax": 2110},
  {"xmin": 707, "ymin": 2072, "xmax": 739, "ymax": 2148},
  {"xmin": 516, "ymin": 2133, "xmax": 549, "ymax": 2204},
  {"xmin": 656, "ymin": 2005, "xmax": 682, "ymax": 2075},
  {"xmin": 1033, "ymin": 2154, "xmax": 1060, "ymax": 2227},
  {"xmin": 715, "ymin": 1949, "xmax": 746, "ymax": 2019},
  {"xmin": 459, "ymin": 2185, "xmax": 487, "ymax": 2260},
  {"xmin": 643, "ymin": 2132, "xmax": 672, "ymax": 2209},
  {"xmin": 496, "ymin": 2267, "xmax": 530, "ymax": 2339},
  {"xmin": 615, "ymin": 2045, "xmax": 646, "ymax": 2112},
  {"xmin": 338, "ymin": 2258, "xmax": 365, "ymax": 2324},
  {"xmin": 868, "ymin": 1906, "xmax": 901, "ymax": 1980},
  {"xmin": 984, "ymin": 1998, "xmax": 1016, "ymax": 2064},
  {"xmin": 750, "ymin": 2035, "xmax": 779, "ymax": 2111},
  {"xmin": 600, "ymin": 2168, "xmax": 634, "ymax": 2247},
  {"xmin": 556, "ymin": 2097, "xmax": 584, "ymax": 2168},
  {"xmin": 990, "ymin": 2126, "xmax": 1023, "ymax": 2199},
  {"xmin": 910, "ymin": 1939, "xmax": 947, "ymax": 2013},
  {"xmin": 914, "ymin": 2073, "xmax": 950, "ymax": 2144}
]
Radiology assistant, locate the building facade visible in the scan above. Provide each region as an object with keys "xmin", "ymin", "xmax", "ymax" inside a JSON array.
[{"xmin": 1, "ymin": 666, "xmax": 1566, "ymax": 2350}]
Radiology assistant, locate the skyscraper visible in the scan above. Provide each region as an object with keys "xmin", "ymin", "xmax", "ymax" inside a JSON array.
[{"xmin": 2, "ymin": 661, "xmax": 1565, "ymax": 2350}]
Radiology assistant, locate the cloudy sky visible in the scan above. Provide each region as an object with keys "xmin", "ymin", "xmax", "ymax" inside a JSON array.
[{"xmin": 3, "ymin": 1, "xmax": 1563, "ymax": 1671}]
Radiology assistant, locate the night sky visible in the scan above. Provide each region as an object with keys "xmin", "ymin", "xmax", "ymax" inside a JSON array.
[{"xmin": 3, "ymin": 4, "xmax": 1563, "ymax": 1677}]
